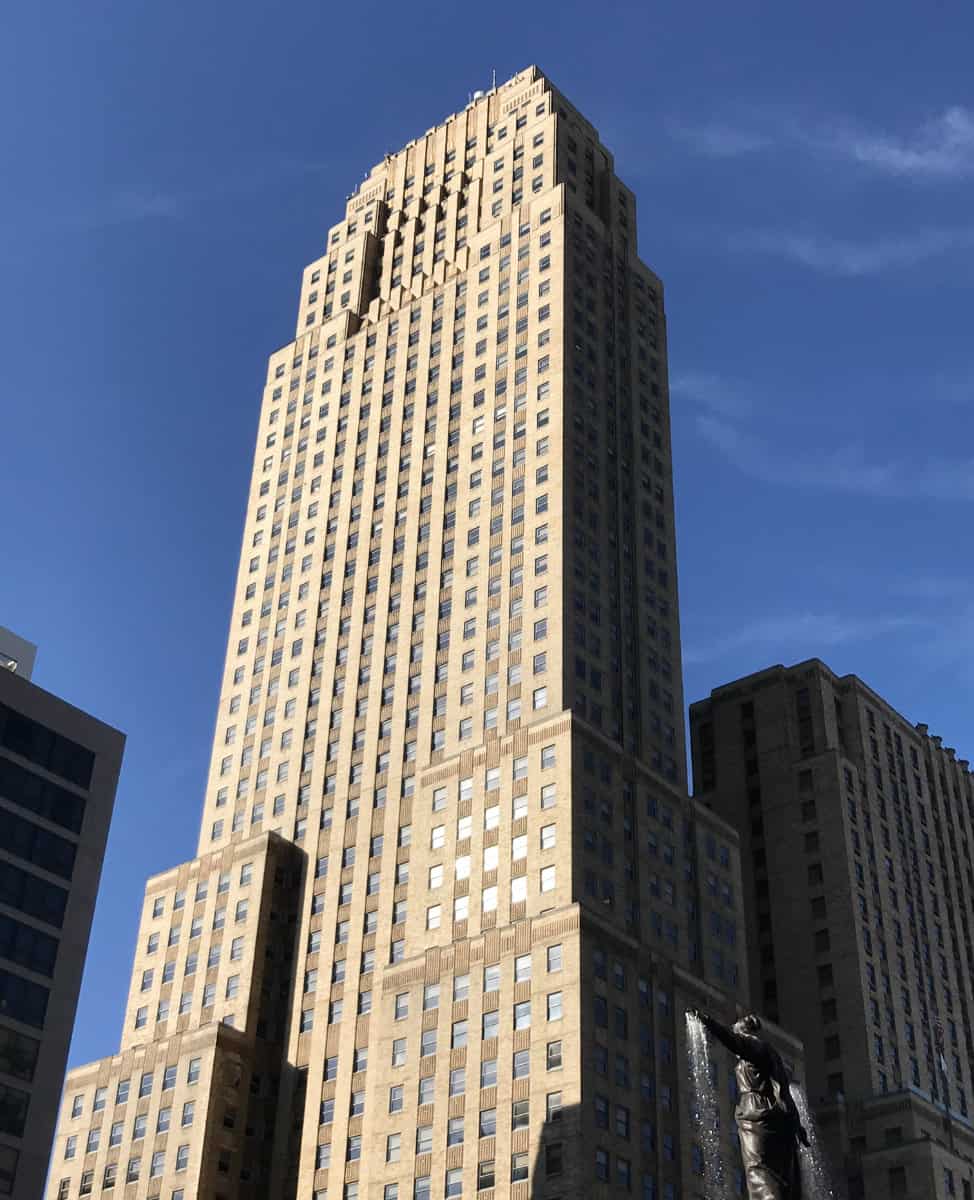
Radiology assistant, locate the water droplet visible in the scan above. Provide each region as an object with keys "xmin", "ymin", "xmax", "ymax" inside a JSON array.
[
  {"xmin": 792, "ymin": 1085, "xmax": 838, "ymax": 1200},
  {"xmin": 686, "ymin": 1013, "xmax": 728, "ymax": 1197}
]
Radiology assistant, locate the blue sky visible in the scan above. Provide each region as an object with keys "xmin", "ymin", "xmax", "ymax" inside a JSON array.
[{"xmin": 2, "ymin": 0, "xmax": 972, "ymax": 1070}]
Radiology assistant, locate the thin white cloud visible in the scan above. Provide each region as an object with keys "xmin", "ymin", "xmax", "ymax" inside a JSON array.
[
  {"xmin": 108, "ymin": 188, "xmax": 189, "ymax": 224},
  {"xmin": 673, "ymin": 105, "xmax": 974, "ymax": 180},
  {"xmin": 695, "ymin": 413, "xmax": 974, "ymax": 501},
  {"xmin": 731, "ymin": 227, "xmax": 974, "ymax": 276},
  {"xmin": 41, "ymin": 156, "xmax": 332, "ymax": 233},
  {"xmin": 670, "ymin": 371, "xmax": 754, "ymax": 419},
  {"xmin": 684, "ymin": 611, "xmax": 925, "ymax": 665},
  {"xmin": 832, "ymin": 106, "xmax": 974, "ymax": 178},
  {"xmin": 667, "ymin": 119, "xmax": 773, "ymax": 158}
]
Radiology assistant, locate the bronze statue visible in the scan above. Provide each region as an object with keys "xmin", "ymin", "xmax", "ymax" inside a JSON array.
[{"xmin": 687, "ymin": 1009, "xmax": 808, "ymax": 1200}]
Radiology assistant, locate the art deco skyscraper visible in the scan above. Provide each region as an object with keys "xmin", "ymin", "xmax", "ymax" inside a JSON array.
[{"xmin": 47, "ymin": 68, "xmax": 778, "ymax": 1200}]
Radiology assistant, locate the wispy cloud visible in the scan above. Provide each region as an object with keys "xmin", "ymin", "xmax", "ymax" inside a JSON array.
[
  {"xmin": 667, "ymin": 119, "xmax": 774, "ymax": 158},
  {"xmin": 104, "ymin": 187, "xmax": 190, "ymax": 225},
  {"xmin": 730, "ymin": 227, "xmax": 974, "ymax": 276},
  {"xmin": 696, "ymin": 412, "xmax": 974, "ymax": 500},
  {"xmin": 832, "ymin": 106, "xmax": 974, "ymax": 178},
  {"xmin": 684, "ymin": 611, "xmax": 925, "ymax": 665},
  {"xmin": 670, "ymin": 371, "xmax": 755, "ymax": 419},
  {"xmin": 18, "ymin": 155, "xmax": 332, "ymax": 235},
  {"xmin": 672, "ymin": 105, "xmax": 974, "ymax": 180}
]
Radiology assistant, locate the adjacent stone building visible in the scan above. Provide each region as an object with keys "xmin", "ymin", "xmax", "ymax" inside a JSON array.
[
  {"xmin": 46, "ymin": 68, "xmax": 803, "ymax": 1200},
  {"xmin": 691, "ymin": 658, "xmax": 974, "ymax": 1199},
  {"xmin": 0, "ymin": 629, "xmax": 124, "ymax": 1198}
]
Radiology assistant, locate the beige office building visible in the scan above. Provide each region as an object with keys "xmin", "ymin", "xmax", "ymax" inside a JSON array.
[
  {"xmin": 46, "ymin": 68, "xmax": 801, "ymax": 1200},
  {"xmin": 691, "ymin": 659, "xmax": 974, "ymax": 1199},
  {"xmin": 0, "ymin": 630, "xmax": 124, "ymax": 1198}
]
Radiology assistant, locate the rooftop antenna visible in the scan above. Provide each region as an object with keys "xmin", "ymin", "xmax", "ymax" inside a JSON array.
[{"xmin": 491, "ymin": 68, "xmax": 497, "ymax": 90}]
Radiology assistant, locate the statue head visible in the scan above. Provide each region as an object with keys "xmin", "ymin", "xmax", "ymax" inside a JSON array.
[{"xmin": 733, "ymin": 1013, "xmax": 762, "ymax": 1037}]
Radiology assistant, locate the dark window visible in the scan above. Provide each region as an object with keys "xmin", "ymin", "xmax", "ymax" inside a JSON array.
[
  {"xmin": 0, "ymin": 861, "xmax": 68, "ymax": 928},
  {"xmin": 0, "ymin": 969, "xmax": 49, "ymax": 1029},
  {"xmin": 0, "ymin": 757, "xmax": 86, "ymax": 834},
  {"xmin": 0, "ymin": 705, "xmax": 95, "ymax": 789},
  {"xmin": 0, "ymin": 808, "xmax": 76, "ymax": 880},
  {"xmin": 0, "ymin": 1026, "xmax": 40, "ymax": 1081},
  {"xmin": 0, "ymin": 912, "xmax": 58, "ymax": 976},
  {"xmin": 0, "ymin": 1081, "xmax": 30, "ymax": 1138},
  {"xmin": 0, "ymin": 1145, "xmax": 17, "ymax": 1193}
]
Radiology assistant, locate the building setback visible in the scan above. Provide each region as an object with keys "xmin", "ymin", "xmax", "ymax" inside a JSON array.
[
  {"xmin": 0, "ymin": 630, "xmax": 124, "ymax": 1199},
  {"xmin": 691, "ymin": 658, "xmax": 974, "ymax": 1199},
  {"xmin": 46, "ymin": 68, "xmax": 802, "ymax": 1200}
]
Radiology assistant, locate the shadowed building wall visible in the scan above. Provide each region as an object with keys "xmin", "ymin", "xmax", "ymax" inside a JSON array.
[
  {"xmin": 0, "ymin": 638, "xmax": 124, "ymax": 1199},
  {"xmin": 691, "ymin": 659, "xmax": 974, "ymax": 1200}
]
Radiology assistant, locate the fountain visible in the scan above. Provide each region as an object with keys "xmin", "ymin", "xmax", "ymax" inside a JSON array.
[
  {"xmin": 686, "ymin": 1011, "xmax": 728, "ymax": 1197},
  {"xmin": 791, "ymin": 1083, "xmax": 837, "ymax": 1200},
  {"xmin": 687, "ymin": 1007, "xmax": 838, "ymax": 1199}
]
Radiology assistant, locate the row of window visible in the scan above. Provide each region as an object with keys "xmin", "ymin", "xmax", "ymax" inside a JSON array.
[
  {"xmin": 67, "ymin": 1059, "xmax": 200, "ymax": 1123},
  {"xmin": 67, "ymin": 1100, "xmax": 194, "ymax": 1154},
  {"xmin": 57, "ymin": 1147, "xmax": 189, "ymax": 1193}
]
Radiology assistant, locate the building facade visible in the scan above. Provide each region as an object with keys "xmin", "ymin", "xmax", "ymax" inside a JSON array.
[
  {"xmin": 0, "ymin": 635, "xmax": 124, "ymax": 1198},
  {"xmin": 690, "ymin": 659, "xmax": 974, "ymax": 1199},
  {"xmin": 47, "ymin": 67, "xmax": 798, "ymax": 1200}
]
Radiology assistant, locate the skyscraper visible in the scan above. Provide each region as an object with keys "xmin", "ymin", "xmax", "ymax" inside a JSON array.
[
  {"xmin": 690, "ymin": 658, "xmax": 974, "ymax": 1199},
  {"xmin": 0, "ymin": 628, "xmax": 124, "ymax": 1199},
  {"xmin": 46, "ymin": 67, "xmax": 794, "ymax": 1200}
]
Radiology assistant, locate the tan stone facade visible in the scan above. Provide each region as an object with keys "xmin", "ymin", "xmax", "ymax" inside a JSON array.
[
  {"xmin": 691, "ymin": 658, "xmax": 974, "ymax": 1199},
  {"xmin": 47, "ymin": 67, "xmax": 794, "ymax": 1200}
]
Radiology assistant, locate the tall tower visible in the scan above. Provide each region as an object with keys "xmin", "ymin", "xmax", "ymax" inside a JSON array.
[
  {"xmin": 691, "ymin": 659, "xmax": 974, "ymax": 1199},
  {"xmin": 46, "ymin": 68, "xmax": 783, "ymax": 1200}
]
